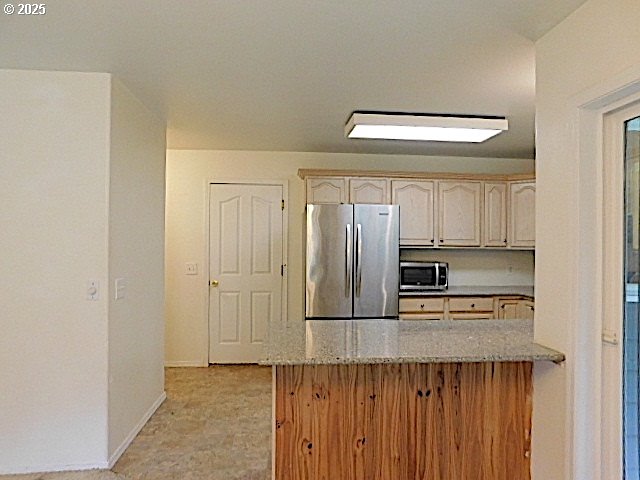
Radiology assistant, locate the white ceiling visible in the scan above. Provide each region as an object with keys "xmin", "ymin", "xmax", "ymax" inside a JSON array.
[{"xmin": 0, "ymin": 0, "xmax": 587, "ymax": 158}]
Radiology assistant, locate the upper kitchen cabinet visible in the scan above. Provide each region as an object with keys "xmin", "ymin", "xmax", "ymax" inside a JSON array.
[
  {"xmin": 391, "ymin": 180, "xmax": 436, "ymax": 246},
  {"xmin": 306, "ymin": 177, "xmax": 347, "ymax": 204},
  {"xmin": 299, "ymin": 169, "xmax": 535, "ymax": 249},
  {"xmin": 348, "ymin": 178, "xmax": 390, "ymax": 204},
  {"xmin": 484, "ymin": 182, "xmax": 508, "ymax": 247},
  {"xmin": 438, "ymin": 181, "xmax": 482, "ymax": 247},
  {"xmin": 509, "ymin": 181, "xmax": 535, "ymax": 248}
]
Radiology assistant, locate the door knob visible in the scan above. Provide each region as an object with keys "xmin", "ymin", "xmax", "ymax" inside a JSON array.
[{"xmin": 210, "ymin": 280, "xmax": 219, "ymax": 287}]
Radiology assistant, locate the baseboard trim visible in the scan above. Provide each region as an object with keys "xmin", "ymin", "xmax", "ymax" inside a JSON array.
[
  {"xmin": 1, "ymin": 461, "xmax": 110, "ymax": 475},
  {"xmin": 164, "ymin": 360, "xmax": 208, "ymax": 367},
  {"xmin": 107, "ymin": 391, "xmax": 167, "ymax": 468}
]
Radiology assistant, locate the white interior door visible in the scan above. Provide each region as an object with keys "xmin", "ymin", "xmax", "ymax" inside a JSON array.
[{"xmin": 209, "ymin": 183, "xmax": 283, "ymax": 363}]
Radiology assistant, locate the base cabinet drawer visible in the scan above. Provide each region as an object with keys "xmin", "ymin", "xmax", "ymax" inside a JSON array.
[
  {"xmin": 399, "ymin": 297, "xmax": 446, "ymax": 313},
  {"xmin": 449, "ymin": 312, "xmax": 495, "ymax": 320},
  {"xmin": 399, "ymin": 313, "xmax": 445, "ymax": 321},
  {"xmin": 448, "ymin": 297, "xmax": 494, "ymax": 312}
]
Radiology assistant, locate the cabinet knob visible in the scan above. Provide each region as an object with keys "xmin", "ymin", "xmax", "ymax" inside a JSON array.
[
  {"xmin": 420, "ymin": 304, "xmax": 425, "ymax": 309},
  {"xmin": 504, "ymin": 239, "xmax": 508, "ymax": 243},
  {"xmin": 471, "ymin": 303, "xmax": 475, "ymax": 308}
]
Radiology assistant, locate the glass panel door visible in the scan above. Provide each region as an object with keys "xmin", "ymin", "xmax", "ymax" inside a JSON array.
[{"xmin": 624, "ymin": 115, "xmax": 640, "ymax": 479}]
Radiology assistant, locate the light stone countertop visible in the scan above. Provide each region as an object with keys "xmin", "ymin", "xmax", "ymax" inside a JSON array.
[
  {"xmin": 399, "ymin": 285, "xmax": 534, "ymax": 297},
  {"xmin": 260, "ymin": 318, "xmax": 563, "ymax": 365}
]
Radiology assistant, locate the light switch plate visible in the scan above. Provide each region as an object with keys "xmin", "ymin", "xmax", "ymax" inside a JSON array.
[
  {"xmin": 87, "ymin": 280, "xmax": 100, "ymax": 301},
  {"xmin": 185, "ymin": 263, "xmax": 198, "ymax": 275},
  {"xmin": 115, "ymin": 278, "xmax": 126, "ymax": 300}
]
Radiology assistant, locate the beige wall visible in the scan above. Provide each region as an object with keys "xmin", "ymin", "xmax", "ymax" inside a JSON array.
[
  {"xmin": 534, "ymin": 0, "xmax": 640, "ymax": 478},
  {"xmin": 0, "ymin": 70, "xmax": 166, "ymax": 474},
  {"xmin": 165, "ymin": 149, "xmax": 534, "ymax": 365},
  {"xmin": 107, "ymin": 79, "xmax": 166, "ymax": 459},
  {"xmin": 0, "ymin": 70, "xmax": 111, "ymax": 473}
]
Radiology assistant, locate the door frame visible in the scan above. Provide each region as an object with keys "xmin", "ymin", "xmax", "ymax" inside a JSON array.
[
  {"xmin": 555, "ymin": 66, "xmax": 640, "ymax": 480},
  {"xmin": 204, "ymin": 179, "xmax": 289, "ymax": 364},
  {"xmin": 600, "ymin": 99, "xmax": 640, "ymax": 479}
]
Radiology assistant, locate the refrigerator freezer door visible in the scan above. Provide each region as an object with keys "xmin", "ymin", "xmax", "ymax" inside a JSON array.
[
  {"xmin": 306, "ymin": 204, "xmax": 354, "ymax": 318},
  {"xmin": 353, "ymin": 204, "xmax": 400, "ymax": 318}
]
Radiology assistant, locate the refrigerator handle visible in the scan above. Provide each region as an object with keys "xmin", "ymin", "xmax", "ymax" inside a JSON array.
[
  {"xmin": 355, "ymin": 223, "xmax": 362, "ymax": 297},
  {"xmin": 345, "ymin": 224, "xmax": 352, "ymax": 297}
]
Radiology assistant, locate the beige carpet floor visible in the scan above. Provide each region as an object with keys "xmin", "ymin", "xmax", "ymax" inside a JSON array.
[{"xmin": 2, "ymin": 366, "xmax": 272, "ymax": 480}]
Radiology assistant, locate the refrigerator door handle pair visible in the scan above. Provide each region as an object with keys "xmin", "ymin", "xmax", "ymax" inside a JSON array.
[{"xmin": 345, "ymin": 223, "xmax": 363, "ymax": 298}]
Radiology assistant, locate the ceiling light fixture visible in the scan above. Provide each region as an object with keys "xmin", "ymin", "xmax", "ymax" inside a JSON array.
[{"xmin": 345, "ymin": 112, "xmax": 508, "ymax": 143}]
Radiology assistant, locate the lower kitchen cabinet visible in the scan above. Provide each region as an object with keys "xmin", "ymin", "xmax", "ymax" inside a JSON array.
[
  {"xmin": 399, "ymin": 297, "xmax": 445, "ymax": 320},
  {"xmin": 497, "ymin": 297, "xmax": 535, "ymax": 320},
  {"xmin": 401, "ymin": 295, "xmax": 535, "ymax": 320}
]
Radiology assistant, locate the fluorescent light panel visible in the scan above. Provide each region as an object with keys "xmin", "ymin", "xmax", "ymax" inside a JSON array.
[{"xmin": 345, "ymin": 113, "xmax": 508, "ymax": 143}]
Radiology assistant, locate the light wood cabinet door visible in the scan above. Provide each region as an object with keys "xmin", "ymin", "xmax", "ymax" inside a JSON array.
[
  {"xmin": 510, "ymin": 182, "xmax": 535, "ymax": 248},
  {"xmin": 517, "ymin": 300, "xmax": 535, "ymax": 320},
  {"xmin": 484, "ymin": 182, "xmax": 508, "ymax": 247},
  {"xmin": 497, "ymin": 299, "xmax": 519, "ymax": 319},
  {"xmin": 349, "ymin": 178, "xmax": 389, "ymax": 204},
  {"xmin": 438, "ymin": 181, "xmax": 482, "ymax": 246},
  {"xmin": 391, "ymin": 180, "xmax": 436, "ymax": 246},
  {"xmin": 306, "ymin": 177, "xmax": 347, "ymax": 204}
]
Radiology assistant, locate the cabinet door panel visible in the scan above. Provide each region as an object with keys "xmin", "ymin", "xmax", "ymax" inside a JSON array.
[
  {"xmin": 391, "ymin": 180, "xmax": 436, "ymax": 246},
  {"xmin": 517, "ymin": 300, "xmax": 535, "ymax": 320},
  {"xmin": 306, "ymin": 177, "xmax": 347, "ymax": 204},
  {"xmin": 349, "ymin": 178, "xmax": 389, "ymax": 204},
  {"xmin": 510, "ymin": 182, "xmax": 535, "ymax": 248},
  {"xmin": 497, "ymin": 300, "xmax": 519, "ymax": 319},
  {"xmin": 484, "ymin": 182, "xmax": 508, "ymax": 247},
  {"xmin": 438, "ymin": 181, "xmax": 482, "ymax": 246}
]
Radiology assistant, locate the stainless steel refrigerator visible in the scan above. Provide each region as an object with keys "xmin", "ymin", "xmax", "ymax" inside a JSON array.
[{"xmin": 305, "ymin": 204, "xmax": 399, "ymax": 319}]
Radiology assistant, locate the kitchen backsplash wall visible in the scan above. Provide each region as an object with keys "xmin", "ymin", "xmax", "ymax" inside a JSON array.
[{"xmin": 400, "ymin": 249, "xmax": 534, "ymax": 286}]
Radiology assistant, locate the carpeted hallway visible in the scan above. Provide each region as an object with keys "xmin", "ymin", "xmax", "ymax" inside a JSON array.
[{"xmin": 2, "ymin": 366, "xmax": 272, "ymax": 480}]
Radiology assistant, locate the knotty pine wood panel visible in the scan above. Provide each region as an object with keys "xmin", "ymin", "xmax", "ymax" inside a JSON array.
[{"xmin": 275, "ymin": 362, "xmax": 532, "ymax": 480}]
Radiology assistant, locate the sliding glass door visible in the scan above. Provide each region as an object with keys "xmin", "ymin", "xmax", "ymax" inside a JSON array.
[{"xmin": 625, "ymin": 115, "xmax": 640, "ymax": 479}]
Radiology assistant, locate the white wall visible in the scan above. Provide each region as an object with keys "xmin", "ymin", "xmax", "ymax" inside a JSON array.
[
  {"xmin": 400, "ymin": 249, "xmax": 534, "ymax": 286},
  {"xmin": 165, "ymin": 150, "xmax": 534, "ymax": 365},
  {"xmin": 534, "ymin": 0, "xmax": 640, "ymax": 478},
  {"xmin": 0, "ymin": 70, "xmax": 166, "ymax": 474},
  {"xmin": 107, "ymin": 79, "xmax": 166, "ymax": 459},
  {"xmin": 0, "ymin": 70, "xmax": 111, "ymax": 473}
]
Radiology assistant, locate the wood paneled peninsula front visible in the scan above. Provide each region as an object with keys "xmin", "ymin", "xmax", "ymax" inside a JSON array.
[{"xmin": 261, "ymin": 319, "xmax": 563, "ymax": 480}]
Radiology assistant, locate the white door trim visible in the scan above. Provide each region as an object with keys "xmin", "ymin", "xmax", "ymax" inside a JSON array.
[
  {"xmin": 557, "ymin": 64, "xmax": 640, "ymax": 480},
  {"xmin": 204, "ymin": 179, "xmax": 288, "ymax": 364},
  {"xmin": 600, "ymin": 100, "xmax": 640, "ymax": 479}
]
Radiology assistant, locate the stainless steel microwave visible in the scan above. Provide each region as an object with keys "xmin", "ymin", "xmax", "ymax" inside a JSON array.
[{"xmin": 399, "ymin": 261, "xmax": 448, "ymax": 291}]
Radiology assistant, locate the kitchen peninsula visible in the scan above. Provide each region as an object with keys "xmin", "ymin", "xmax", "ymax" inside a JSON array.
[{"xmin": 262, "ymin": 319, "xmax": 563, "ymax": 480}]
